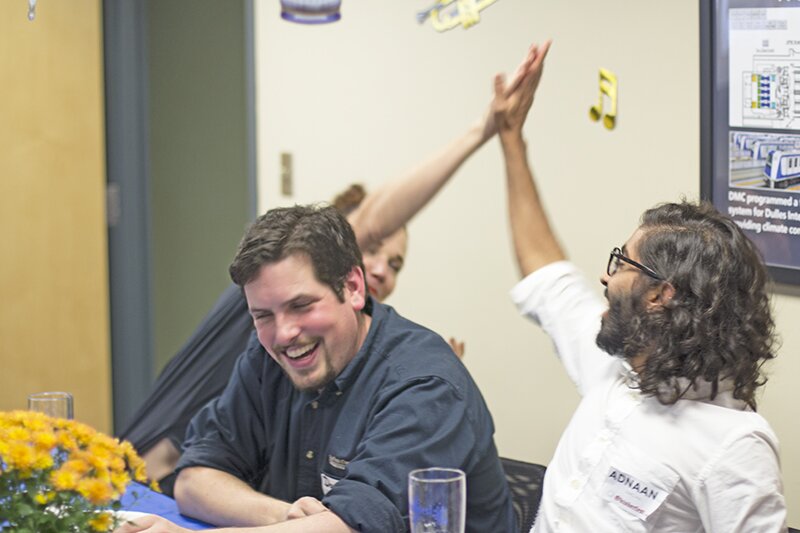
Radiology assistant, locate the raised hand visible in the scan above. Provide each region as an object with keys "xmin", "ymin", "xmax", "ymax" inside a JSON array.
[
  {"xmin": 448, "ymin": 337, "xmax": 465, "ymax": 359},
  {"xmin": 492, "ymin": 40, "xmax": 552, "ymax": 135},
  {"xmin": 478, "ymin": 41, "xmax": 548, "ymax": 141}
]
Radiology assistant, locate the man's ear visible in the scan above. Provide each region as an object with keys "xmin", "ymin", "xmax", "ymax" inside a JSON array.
[
  {"xmin": 343, "ymin": 265, "xmax": 367, "ymax": 310},
  {"xmin": 645, "ymin": 281, "xmax": 675, "ymax": 310}
]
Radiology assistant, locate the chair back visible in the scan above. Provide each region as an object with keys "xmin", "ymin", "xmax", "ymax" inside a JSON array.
[{"xmin": 500, "ymin": 457, "xmax": 546, "ymax": 533}]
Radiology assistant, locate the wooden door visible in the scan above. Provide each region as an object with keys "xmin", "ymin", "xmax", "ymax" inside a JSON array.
[{"xmin": 0, "ymin": 0, "xmax": 111, "ymax": 432}]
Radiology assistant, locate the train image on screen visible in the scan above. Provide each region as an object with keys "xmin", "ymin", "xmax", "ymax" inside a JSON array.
[{"xmin": 764, "ymin": 150, "xmax": 800, "ymax": 188}]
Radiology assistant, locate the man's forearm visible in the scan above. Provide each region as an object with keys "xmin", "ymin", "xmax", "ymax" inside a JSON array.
[
  {"xmin": 114, "ymin": 509, "xmax": 357, "ymax": 533},
  {"xmin": 500, "ymin": 130, "xmax": 565, "ymax": 277},
  {"xmin": 190, "ymin": 511, "xmax": 356, "ymax": 533},
  {"xmin": 260, "ymin": 511, "xmax": 356, "ymax": 533},
  {"xmin": 174, "ymin": 467, "xmax": 292, "ymax": 527}
]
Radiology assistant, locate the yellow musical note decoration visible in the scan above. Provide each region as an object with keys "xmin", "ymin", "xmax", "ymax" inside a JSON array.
[
  {"xmin": 417, "ymin": 0, "xmax": 499, "ymax": 32},
  {"xmin": 589, "ymin": 68, "xmax": 618, "ymax": 130}
]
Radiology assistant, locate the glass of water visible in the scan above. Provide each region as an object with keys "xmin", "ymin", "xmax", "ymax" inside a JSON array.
[
  {"xmin": 27, "ymin": 391, "xmax": 74, "ymax": 419},
  {"xmin": 409, "ymin": 467, "xmax": 466, "ymax": 533}
]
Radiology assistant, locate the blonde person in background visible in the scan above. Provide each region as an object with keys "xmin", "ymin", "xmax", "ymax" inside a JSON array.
[
  {"xmin": 127, "ymin": 42, "xmax": 543, "ymax": 488},
  {"xmin": 333, "ymin": 184, "xmax": 464, "ymax": 356}
]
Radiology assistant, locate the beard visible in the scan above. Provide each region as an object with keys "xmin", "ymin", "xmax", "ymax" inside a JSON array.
[
  {"xmin": 292, "ymin": 366, "xmax": 337, "ymax": 393},
  {"xmin": 285, "ymin": 355, "xmax": 338, "ymax": 393},
  {"xmin": 271, "ymin": 342, "xmax": 339, "ymax": 394},
  {"xmin": 596, "ymin": 286, "xmax": 647, "ymax": 359}
]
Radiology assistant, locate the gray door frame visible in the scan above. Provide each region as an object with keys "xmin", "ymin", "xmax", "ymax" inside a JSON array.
[{"xmin": 103, "ymin": 0, "xmax": 257, "ymax": 433}]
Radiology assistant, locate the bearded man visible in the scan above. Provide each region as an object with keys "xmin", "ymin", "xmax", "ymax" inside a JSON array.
[
  {"xmin": 495, "ymin": 40, "xmax": 788, "ymax": 531},
  {"xmin": 116, "ymin": 204, "xmax": 514, "ymax": 533}
]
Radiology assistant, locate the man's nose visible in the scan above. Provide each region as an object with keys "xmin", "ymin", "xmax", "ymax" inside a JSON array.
[
  {"xmin": 275, "ymin": 314, "xmax": 300, "ymax": 345},
  {"xmin": 600, "ymin": 271, "xmax": 610, "ymax": 287}
]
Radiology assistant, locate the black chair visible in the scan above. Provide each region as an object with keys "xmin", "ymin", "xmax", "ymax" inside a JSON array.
[
  {"xmin": 788, "ymin": 527, "xmax": 799, "ymax": 532},
  {"xmin": 500, "ymin": 457, "xmax": 547, "ymax": 533}
]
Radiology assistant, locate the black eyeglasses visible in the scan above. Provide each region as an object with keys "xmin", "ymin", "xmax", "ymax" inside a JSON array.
[{"xmin": 607, "ymin": 247, "xmax": 663, "ymax": 280}]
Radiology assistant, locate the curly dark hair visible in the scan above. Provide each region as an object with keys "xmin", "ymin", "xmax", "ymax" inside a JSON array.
[
  {"xmin": 629, "ymin": 201, "xmax": 777, "ymax": 410},
  {"xmin": 229, "ymin": 204, "xmax": 365, "ymax": 301}
]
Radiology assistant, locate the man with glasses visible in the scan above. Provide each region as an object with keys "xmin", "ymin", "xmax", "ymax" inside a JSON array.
[{"xmin": 495, "ymin": 41, "xmax": 787, "ymax": 531}]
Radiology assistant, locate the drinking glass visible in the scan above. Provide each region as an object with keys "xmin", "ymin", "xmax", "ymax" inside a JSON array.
[
  {"xmin": 27, "ymin": 391, "xmax": 73, "ymax": 419},
  {"xmin": 409, "ymin": 467, "xmax": 466, "ymax": 533}
]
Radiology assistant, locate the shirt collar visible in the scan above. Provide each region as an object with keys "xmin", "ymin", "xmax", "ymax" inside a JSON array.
[
  {"xmin": 674, "ymin": 377, "xmax": 748, "ymax": 410},
  {"xmin": 323, "ymin": 296, "xmax": 380, "ymax": 398},
  {"xmin": 618, "ymin": 361, "xmax": 748, "ymax": 411}
]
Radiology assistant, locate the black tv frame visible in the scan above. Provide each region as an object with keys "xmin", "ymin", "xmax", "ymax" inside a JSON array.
[{"xmin": 700, "ymin": 0, "xmax": 800, "ymax": 285}]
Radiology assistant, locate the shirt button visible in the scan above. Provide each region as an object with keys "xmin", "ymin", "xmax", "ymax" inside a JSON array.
[
  {"xmin": 311, "ymin": 401, "xmax": 319, "ymax": 409},
  {"xmin": 570, "ymin": 479, "xmax": 580, "ymax": 490},
  {"xmin": 335, "ymin": 391, "xmax": 343, "ymax": 396},
  {"xmin": 306, "ymin": 450, "xmax": 315, "ymax": 460}
]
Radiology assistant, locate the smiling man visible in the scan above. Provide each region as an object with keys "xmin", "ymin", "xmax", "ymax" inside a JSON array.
[
  {"xmin": 120, "ymin": 204, "xmax": 515, "ymax": 533},
  {"xmin": 495, "ymin": 41, "xmax": 787, "ymax": 531}
]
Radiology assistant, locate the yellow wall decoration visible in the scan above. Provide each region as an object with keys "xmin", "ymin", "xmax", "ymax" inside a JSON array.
[
  {"xmin": 417, "ymin": 0, "xmax": 499, "ymax": 32},
  {"xmin": 589, "ymin": 68, "xmax": 618, "ymax": 130}
]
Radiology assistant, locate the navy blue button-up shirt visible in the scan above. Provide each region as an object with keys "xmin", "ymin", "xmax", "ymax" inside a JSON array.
[{"xmin": 177, "ymin": 299, "xmax": 515, "ymax": 532}]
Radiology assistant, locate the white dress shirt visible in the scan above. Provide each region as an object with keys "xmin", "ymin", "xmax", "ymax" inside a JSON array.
[{"xmin": 511, "ymin": 261, "xmax": 787, "ymax": 533}]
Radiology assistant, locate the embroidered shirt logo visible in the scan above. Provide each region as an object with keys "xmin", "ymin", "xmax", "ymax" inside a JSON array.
[
  {"xmin": 603, "ymin": 467, "xmax": 669, "ymax": 520},
  {"xmin": 328, "ymin": 455, "xmax": 349, "ymax": 471},
  {"xmin": 320, "ymin": 472, "xmax": 339, "ymax": 495}
]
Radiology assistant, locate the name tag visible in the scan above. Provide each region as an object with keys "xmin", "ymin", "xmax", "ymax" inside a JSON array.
[
  {"xmin": 320, "ymin": 472, "xmax": 339, "ymax": 495},
  {"xmin": 603, "ymin": 467, "xmax": 668, "ymax": 520}
]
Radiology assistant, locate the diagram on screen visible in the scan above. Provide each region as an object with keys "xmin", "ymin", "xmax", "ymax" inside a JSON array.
[{"xmin": 730, "ymin": 7, "xmax": 800, "ymax": 130}]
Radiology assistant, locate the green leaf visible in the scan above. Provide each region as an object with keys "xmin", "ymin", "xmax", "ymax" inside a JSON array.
[{"xmin": 16, "ymin": 502, "xmax": 35, "ymax": 517}]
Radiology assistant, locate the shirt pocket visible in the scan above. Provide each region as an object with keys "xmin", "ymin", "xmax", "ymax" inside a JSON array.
[{"xmin": 602, "ymin": 443, "xmax": 680, "ymax": 532}]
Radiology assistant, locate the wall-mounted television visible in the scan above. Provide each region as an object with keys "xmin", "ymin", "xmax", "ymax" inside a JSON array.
[{"xmin": 701, "ymin": 0, "xmax": 800, "ymax": 284}]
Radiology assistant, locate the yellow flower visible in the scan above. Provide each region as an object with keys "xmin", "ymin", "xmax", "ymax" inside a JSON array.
[
  {"xmin": 5, "ymin": 441, "xmax": 36, "ymax": 470},
  {"xmin": 33, "ymin": 491, "xmax": 56, "ymax": 505},
  {"xmin": 51, "ymin": 467, "xmax": 80, "ymax": 491},
  {"xmin": 56, "ymin": 430, "xmax": 79, "ymax": 451},
  {"xmin": 31, "ymin": 448, "xmax": 54, "ymax": 470},
  {"xmin": 7, "ymin": 426, "xmax": 31, "ymax": 443},
  {"xmin": 68, "ymin": 420, "xmax": 97, "ymax": 446},
  {"xmin": 133, "ymin": 461, "xmax": 148, "ymax": 483},
  {"xmin": 32, "ymin": 430, "xmax": 57, "ymax": 451},
  {"xmin": 77, "ymin": 477, "xmax": 115, "ymax": 505},
  {"xmin": 88, "ymin": 511, "xmax": 114, "ymax": 532},
  {"xmin": 110, "ymin": 470, "xmax": 131, "ymax": 494},
  {"xmin": 22, "ymin": 413, "xmax": 50, "ymax": 434},
  {"xmin": 62, "ymin": 457, "xmax": 92, "ymax": 476},
  {"xmin": 108, "ymin": 455, "xmax": 126, "ymax": 472},
  {"xmin": 87, "ymin": 444, "xmax": 113, "ymax": 471},
  {"xmin": 0, "ymin": 410, "xmax": 157, "ymax": 532}
]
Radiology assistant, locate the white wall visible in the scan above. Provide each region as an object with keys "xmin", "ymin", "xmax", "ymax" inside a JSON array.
[{"xmin": 255, "ymin": 0, "xmax": 798, "ymax": 523}]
